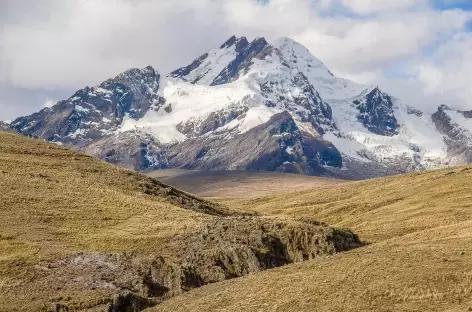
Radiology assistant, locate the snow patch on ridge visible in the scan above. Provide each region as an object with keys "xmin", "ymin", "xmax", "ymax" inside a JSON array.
[
  {"xmin": 325, "ymin": 96, "xmax": 447, "ymax": 168},
  {"xmin": 120, "ymin": 78, "xmax": 261, "ymax": 143},
  {"xmin": 180, "ymin": 44, "xmax": 239, "ymax": 85},
  {"xmin": 237, "ymin": 106, "xmax": 280, "ymax": 134},
  {"xmin": 323, "ymin": 132, "xmax": 369, "ymax": 162},
  {"xmin": 246, "ymin": 37, "xmax": 368, "ymax": 101},
  {"xmin": 447, "ymin": 110, "xmax": 472, "ymax": 137}
]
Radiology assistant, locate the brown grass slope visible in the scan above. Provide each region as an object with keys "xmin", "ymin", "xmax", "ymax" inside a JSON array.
[
  {"xmin": 0, "ymin": 132, "xmax": 361, "ymax": 312},
  {"xmin": 153, "ymin": 165, "xmax": 472, "ymax": 312}
]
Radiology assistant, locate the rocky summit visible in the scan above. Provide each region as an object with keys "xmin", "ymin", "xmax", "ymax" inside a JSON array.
[{"xmin": 6, "ymin": 36, "xmax": 472, "ymax": 179}]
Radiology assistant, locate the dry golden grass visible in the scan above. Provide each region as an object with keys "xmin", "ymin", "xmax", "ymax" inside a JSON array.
[
  {"xmin": 0, "ymin": 132, "xmax": 213, "ymax": 256},
  {"xmin": 4, "ymin": 130, "xmax": 472, "ymax": 312},
  {"xmin": 0, "ymin": 132, "xmax": 358, "ymax": 311},
  {"xmin": 0, "ymin": 132, "xmax": 226, "ymax": 311},
  {"xmin": 152, "ymin": 165, "xmax": 472, "ymax": 312},
  {"xmin": 214, "ymin": 167, "xmax": 472, "ymax": 242}
]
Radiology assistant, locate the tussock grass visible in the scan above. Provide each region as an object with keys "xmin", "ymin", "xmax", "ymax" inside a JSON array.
[
  {"xmin": 215, "ymin": 166, "xmax": 472, "ymax": 242},
  {"xmin": 153, "ymin": 165, "xmax": 472, "ymax": 312},
  {"xmin": 0, "ymin": 132, "xmax": 359, "ymax": 311},
  {"xmin": 0, "ymin": 132, "xmax": 222, "ymax": 310},
  {"xmin": 0, "ymin": 132, "xmax": 210, "ymax": 256}
]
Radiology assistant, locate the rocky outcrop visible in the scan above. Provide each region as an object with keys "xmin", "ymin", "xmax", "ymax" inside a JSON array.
[
  {"xmin": 261, "ymin": 72, "xmax": 337, "ymax": 135},
  {"xmin": 0, "ymin": 121, "xmax": 15, "ymax": 133},
  {"xmin": 353, "ymin": 87, "xmax": 399, "ymax": 136},
  {"xmin": 82, "ymin": 130, "xmax": 168, "ymax": 171},
  {"xmin": 176, "ymin": 105, "xmax": 249, "ymax": 137},
  {"xmin": 211, "ymin": 37, "xmax": 268, "ymax": 86},
  {"xmin": 38, "ymin": 216, "xmax": 362, "ymax": 312},
  {"xmin": 10, "ymin": 66, "xmax": 163, "ymax": 147},
  {"xmin": 459, "ymin": 109, "xmax": 472, "ymax": 119},
  {"xmin": 432, "ymin": 105, "xmax": 472, "ymax": 164},
  {"xmin": 169, "ymin": 53, "xmax": 211, "ymax": 82}
]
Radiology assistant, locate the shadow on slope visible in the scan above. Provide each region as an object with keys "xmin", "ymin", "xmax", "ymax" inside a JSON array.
[
  {"xmin": 0, "ymin": 132, "xmax": 362, "ymax": 311},
  {"xmin": 152, "ymin": 165, "xmax": 472, "ymax": 312},
  {"xmin": 148, "ymin": 169, "xmax": 343, "ymax": 198}
]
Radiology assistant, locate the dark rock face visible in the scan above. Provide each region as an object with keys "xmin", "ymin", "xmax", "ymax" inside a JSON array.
[
  {"xmin": 167, "ymin": 111, "xmax": 342, "ymax": 176},
  {"xmin": 39, "ymin": 217, "xmax": 361, "ymax": 311},
  {"xmin": 107, "ymin": 66, "xmax": 162, "ymax": 119},
  {"xmin": 221, "ymin": 35, "xmax": 250, "ymax": 52},
  {"xmin": 432, "ymin": 105, "xmax": 472, "ymax": 163},
  {"xmin": 353, "ymin": 87, "xmax": 399, "ymax": 136},
  {"xmin": 169, "ymin": 53, "xmax": 210, "ymax": 82},
  {"xmin": 82, "ymin": 131, "xmax": 168, "ymax": 171},
  {"xmin": 170, "ymin": 36, "xmax": 250, "ymax": 84},
  {"xmin": 459, "ymin": 110, "xmax": 472, "ymax": 119},
  {"xmin": 176, "ymin": 105, "xmax": 249, "ymax": 137},
  {"xmin": 407, "ymin": 106, "xmax": 423, "ymax": 117},
  {"xmin": 211, "ymin": 37, "xmax": 268, "ymax": 86},
  {"xmin": 10, "ymin": 100, "xmax": 91, "ymax": 147},
  {"xmin": 261, "ymin": 72, "xmax": 336, "ymax": 135},
  {"xmin": 10, "ymin": 67, "xmax": 163, "ymax": 147},
  {"xmin": 432, "ymin": 105, "xmax": 455, "ymax": 135}
]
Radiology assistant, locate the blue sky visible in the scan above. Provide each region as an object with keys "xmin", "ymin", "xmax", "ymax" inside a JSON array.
[
  {"xmin": 434, "ymin": 0, "xmax": 472, "ymax": 11},
  {"xmin": 434, "ymin": 0, "xmax": 472, "ymax": 30}
]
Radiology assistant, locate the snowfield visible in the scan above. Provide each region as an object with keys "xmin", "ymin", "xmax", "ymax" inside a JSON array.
[
  {"xmin": 11, "ymin": 35, "xmax": 471, "ymax": 176},
  {"xmin": 118, "ymin": 36, "xmax": 454, "ymax": 169}
]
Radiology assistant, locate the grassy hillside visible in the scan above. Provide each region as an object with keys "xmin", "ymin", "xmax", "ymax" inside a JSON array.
[
  {"xmin": 214, "ymin": 167, "xmax": 472, "ymax": 242},
  {"xmin": 153, "ymin": 165, "xmax": 472, "ymax": 312},
  {"xmin": 0, "ymin": 132, "xmax": 360, "ymax": 311}
]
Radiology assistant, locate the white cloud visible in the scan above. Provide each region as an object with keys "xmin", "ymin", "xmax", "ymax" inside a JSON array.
[
  {"xmin": 293, "ymin": 9, "xmax": 470, "ymax": 73},
  {"xmin": 43, "ymin": 99, "xmax": 57, "ymax": 108},
  {"xmin": 1, "ymin": 0, "xmax": 231, "ymax": 89},
  {"xmin": 0, "ymin": 0, "xmax": 471, "ymax": 119},
  {"xmin": 414, "ymin": 33, "xmax": 472, "ymax": 110}
]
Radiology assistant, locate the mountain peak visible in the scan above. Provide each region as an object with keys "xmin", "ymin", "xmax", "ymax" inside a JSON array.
[
  {"xmin": 438, "ymin": 104, "xmax": 451, "ymax": 112},
  {"xmin": 269, "ymin": 37, "xmax": 333, "ymax": 78},
  {"xmin": 210, "ymin": 37, "xmax": 269, "ymax": 86},
  {"xmin": 169, "ymin": 36, "xmax": 253, "ymax": 84},
  {"xmin": 271, "ymin": 36, "xmax": 301, "ymax": 47},
  {"xmin": 220, "ymin": 35, "xmax": 249, "ymax": 50},
  {"xmin": 9, "ymin": 33, "xmax": 467, "ymax": 179},
  {"xmin": 116, "ymin": 66, "xmax": 158, "ymax": 80}
]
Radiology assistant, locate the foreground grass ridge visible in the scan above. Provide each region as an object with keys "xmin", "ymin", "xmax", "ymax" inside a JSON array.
[
  {"xmin": 153, "ymin": 164, "xmax": 472, "ymax": 311},
  {"xmin": 0, "ymin": 132, "xmax": 361, "ymax": 311}
]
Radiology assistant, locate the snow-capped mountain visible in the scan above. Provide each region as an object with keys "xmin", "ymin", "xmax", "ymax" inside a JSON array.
[
  {"xmin": 0, "ymin": 121, "xmax": 15, "ymax": 133},
  {"xmin": 11, "ymin": 66, "xmax": 163, "ymax": 148},
  {"xmin": 6, "ymin": 36, "xmax": 472, "ymax": 178},
  {"xmin": 432, "ymin": 105, "xmax": 472, "ymax": 165}
]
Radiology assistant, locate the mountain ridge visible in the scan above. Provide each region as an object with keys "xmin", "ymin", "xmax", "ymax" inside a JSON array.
[{"xmin": 5, "ymin": 35, "xmax": 472, "ymax": 179}]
